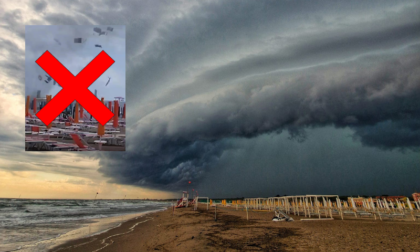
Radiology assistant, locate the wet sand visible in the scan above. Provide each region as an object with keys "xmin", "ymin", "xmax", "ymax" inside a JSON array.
[{"xmin": 49, "ymin": 205, "xmax": 420, "ymax": 251}]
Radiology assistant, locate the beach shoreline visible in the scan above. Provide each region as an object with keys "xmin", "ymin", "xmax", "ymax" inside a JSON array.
[
  {"xmin": 48, "ymin": 205, "xmax": 420, "ymax": 252},
  {"xmin": 7, "ymin": 208, "xmax": 168, "ymax": 252}
]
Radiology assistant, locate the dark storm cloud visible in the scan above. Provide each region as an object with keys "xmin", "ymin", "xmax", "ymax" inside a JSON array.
[
  {"xmin": 126, "ymin": 1, "xmax": 420, "ymax": 120},
  {"xmin": 352, "ymin": 119, "xmax": 420, "ymax": 151},
  {"xmin": 196, "ymin": 128, "xmax": 420, "ymax": 197},
  {"xmin": 97, "ymin": 51, "xmax": 420, "ymax": 191}
]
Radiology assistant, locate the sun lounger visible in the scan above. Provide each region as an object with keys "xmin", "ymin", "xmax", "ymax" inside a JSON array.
[
  {"xmin": 391, "ymin": 213, "xmax": 405, "ymax": 218},
  {"xmin": 342, "ymin": 210, "xmax": 356, "ymax": 216},
  {"xmin": 356, "ymin": 211, "xmax": 373, "ymax": 217},
  {"xmin": 377, "ymin": 212, "xmax": 395, "ymax": 220}
]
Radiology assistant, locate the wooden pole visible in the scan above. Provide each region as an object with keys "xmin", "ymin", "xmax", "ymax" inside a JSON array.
[
  {"xmin": 75, "ymin": 102, "xmax": 79, "ymax": 123},
  {"xmin": 246, "ymin": 205, "xmax": 249, "ymax": 221},
  {"xmin": 98, "ymin": 98, "xmax": 105, "ymax": 136},
  {"xmin": 113, "ymin": 100, "xmax": 119, "ymax": 128}
]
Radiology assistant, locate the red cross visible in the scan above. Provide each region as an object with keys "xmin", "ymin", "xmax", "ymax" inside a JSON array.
[{"xmin": 35, "ymin": 50, "xmax": 115, "ymax": 126}]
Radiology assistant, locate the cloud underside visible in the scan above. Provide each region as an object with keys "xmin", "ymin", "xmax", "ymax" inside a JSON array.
[{"xmin": 98, "ymin": 50, "xmax": 420, "ymax": 191}]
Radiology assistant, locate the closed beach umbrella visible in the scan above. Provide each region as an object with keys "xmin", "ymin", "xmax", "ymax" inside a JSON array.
[
  {"xmin": 407, "ymin": 198, "xmax": 413, "ymax": 211},
  {"xmin": 350, "ymin": 198, "xmax": 357, "ymax": 210}
]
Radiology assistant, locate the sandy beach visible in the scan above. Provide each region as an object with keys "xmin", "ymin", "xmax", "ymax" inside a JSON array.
[{"xmin": 50, "ymin": 205, "xmax": 420, "ymax": 252}]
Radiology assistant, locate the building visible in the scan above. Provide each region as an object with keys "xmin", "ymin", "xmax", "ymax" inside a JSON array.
[{"xmin": 376, "ymin": 196, "xmax": 407, "ymax": 202}]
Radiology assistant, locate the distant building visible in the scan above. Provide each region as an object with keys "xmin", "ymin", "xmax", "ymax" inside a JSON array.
[
  {"xmin": 347, "ymin": 197, "xmax": 376, "ymax": 207},
  {"xmin": 376, "ymin": 196, "xmax": 407, "ymax": 202}
]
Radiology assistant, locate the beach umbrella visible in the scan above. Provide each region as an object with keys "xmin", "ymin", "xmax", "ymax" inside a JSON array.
[
  {"xmin": 370, "ymin": 200, "xmax": 375, "ymax": 210},
  {"xmin": 407, "ymin": 198, "xmax": 413, "ymax": 211},
  {"xmin": 370, "ymin": 197, "xmax": 375, "ymax": 209},
  {"xmin": 397, "ymin": 200, "xmax": 403, "ymax": 210},
  {"xmin": 383, "ymin": 199, "xmax": 390, "ymax": 210},
  {"xmin": 350, "ymin": 198, "xmax": 357, "ymax": 210}
]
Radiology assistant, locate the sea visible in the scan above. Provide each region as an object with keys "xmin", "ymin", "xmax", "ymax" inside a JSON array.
[{"xmin": 0, "ymin": 198, "xmax": 171, "ymax": 252}]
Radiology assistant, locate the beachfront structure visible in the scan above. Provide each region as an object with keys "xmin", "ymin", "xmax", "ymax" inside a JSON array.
[
  {"xmin": 176, "ymin": 191, "xmax": 189, "ymax": 208},
  {"xmin": 25, "ymin": 95, "xmax": 126, "ymax": 151},
  {"xmin": 202, "ymin": 194, "xmax": 420, "ymax": 222}
]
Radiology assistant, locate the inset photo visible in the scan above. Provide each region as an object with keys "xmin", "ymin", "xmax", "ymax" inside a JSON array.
[{"xmin": 25, "ymin": 25, "xmax": 126, "ymax": 151}]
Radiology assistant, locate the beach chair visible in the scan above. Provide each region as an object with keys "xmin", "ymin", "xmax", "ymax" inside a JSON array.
[
  {"xmin": 377, "ymin": 211, "xmax": 395, "ymax": 221},
  {"xmin": 70, "ymin": 134, "xmax": 96, "ymax": 151}
]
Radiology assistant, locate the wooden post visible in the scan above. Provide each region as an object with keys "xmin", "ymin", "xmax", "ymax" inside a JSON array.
[
  {"xmin": 113, "ymin": 100, "xmax": 119, "ymax": 128},
  {"xmin": 75, "ymin": 102, "xmax": 79, "ymax": 123},
  {"xmin": 98, "ymin": 98, "xmax": 105, "ymax": 136},
  {"xmin": 215, "ymin": 204, "xmax": 217, "ymax": 221},
  {"xmin": 246, "ymin": 205, "xmax": 249, "ymax": 221}
]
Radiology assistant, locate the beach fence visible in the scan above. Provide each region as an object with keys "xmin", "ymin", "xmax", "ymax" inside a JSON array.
[
  {"xmin": 194, "ymin": 198, "xmax": 277, "ymax": 222},
  {"xmin": 194, "ymin": 195, "xmax": 420, "ymax": 222}
]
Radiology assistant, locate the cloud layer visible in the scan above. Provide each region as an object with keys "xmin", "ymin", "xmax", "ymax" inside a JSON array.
[{"xmin": 98, "ymin": 49, "xmax": 420, "ymax": 191}]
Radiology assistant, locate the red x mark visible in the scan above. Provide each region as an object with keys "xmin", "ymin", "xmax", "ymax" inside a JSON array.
[{"xmin": 36, "ymin": 50, "xmax": 115, "ymax": 126}]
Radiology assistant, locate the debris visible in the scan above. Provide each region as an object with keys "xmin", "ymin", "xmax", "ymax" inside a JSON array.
[{"xmin": 93, "ymin": 27, "xmax": 102, "ymax": 34}]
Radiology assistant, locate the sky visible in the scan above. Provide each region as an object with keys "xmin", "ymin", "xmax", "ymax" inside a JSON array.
[
  {"xmin": 0, "ymin": 0, "xmax": 419, "ymax": 199},
  {"xmin": 25, "ymin": 25, "xmax": 125, "ymax": 102}
]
